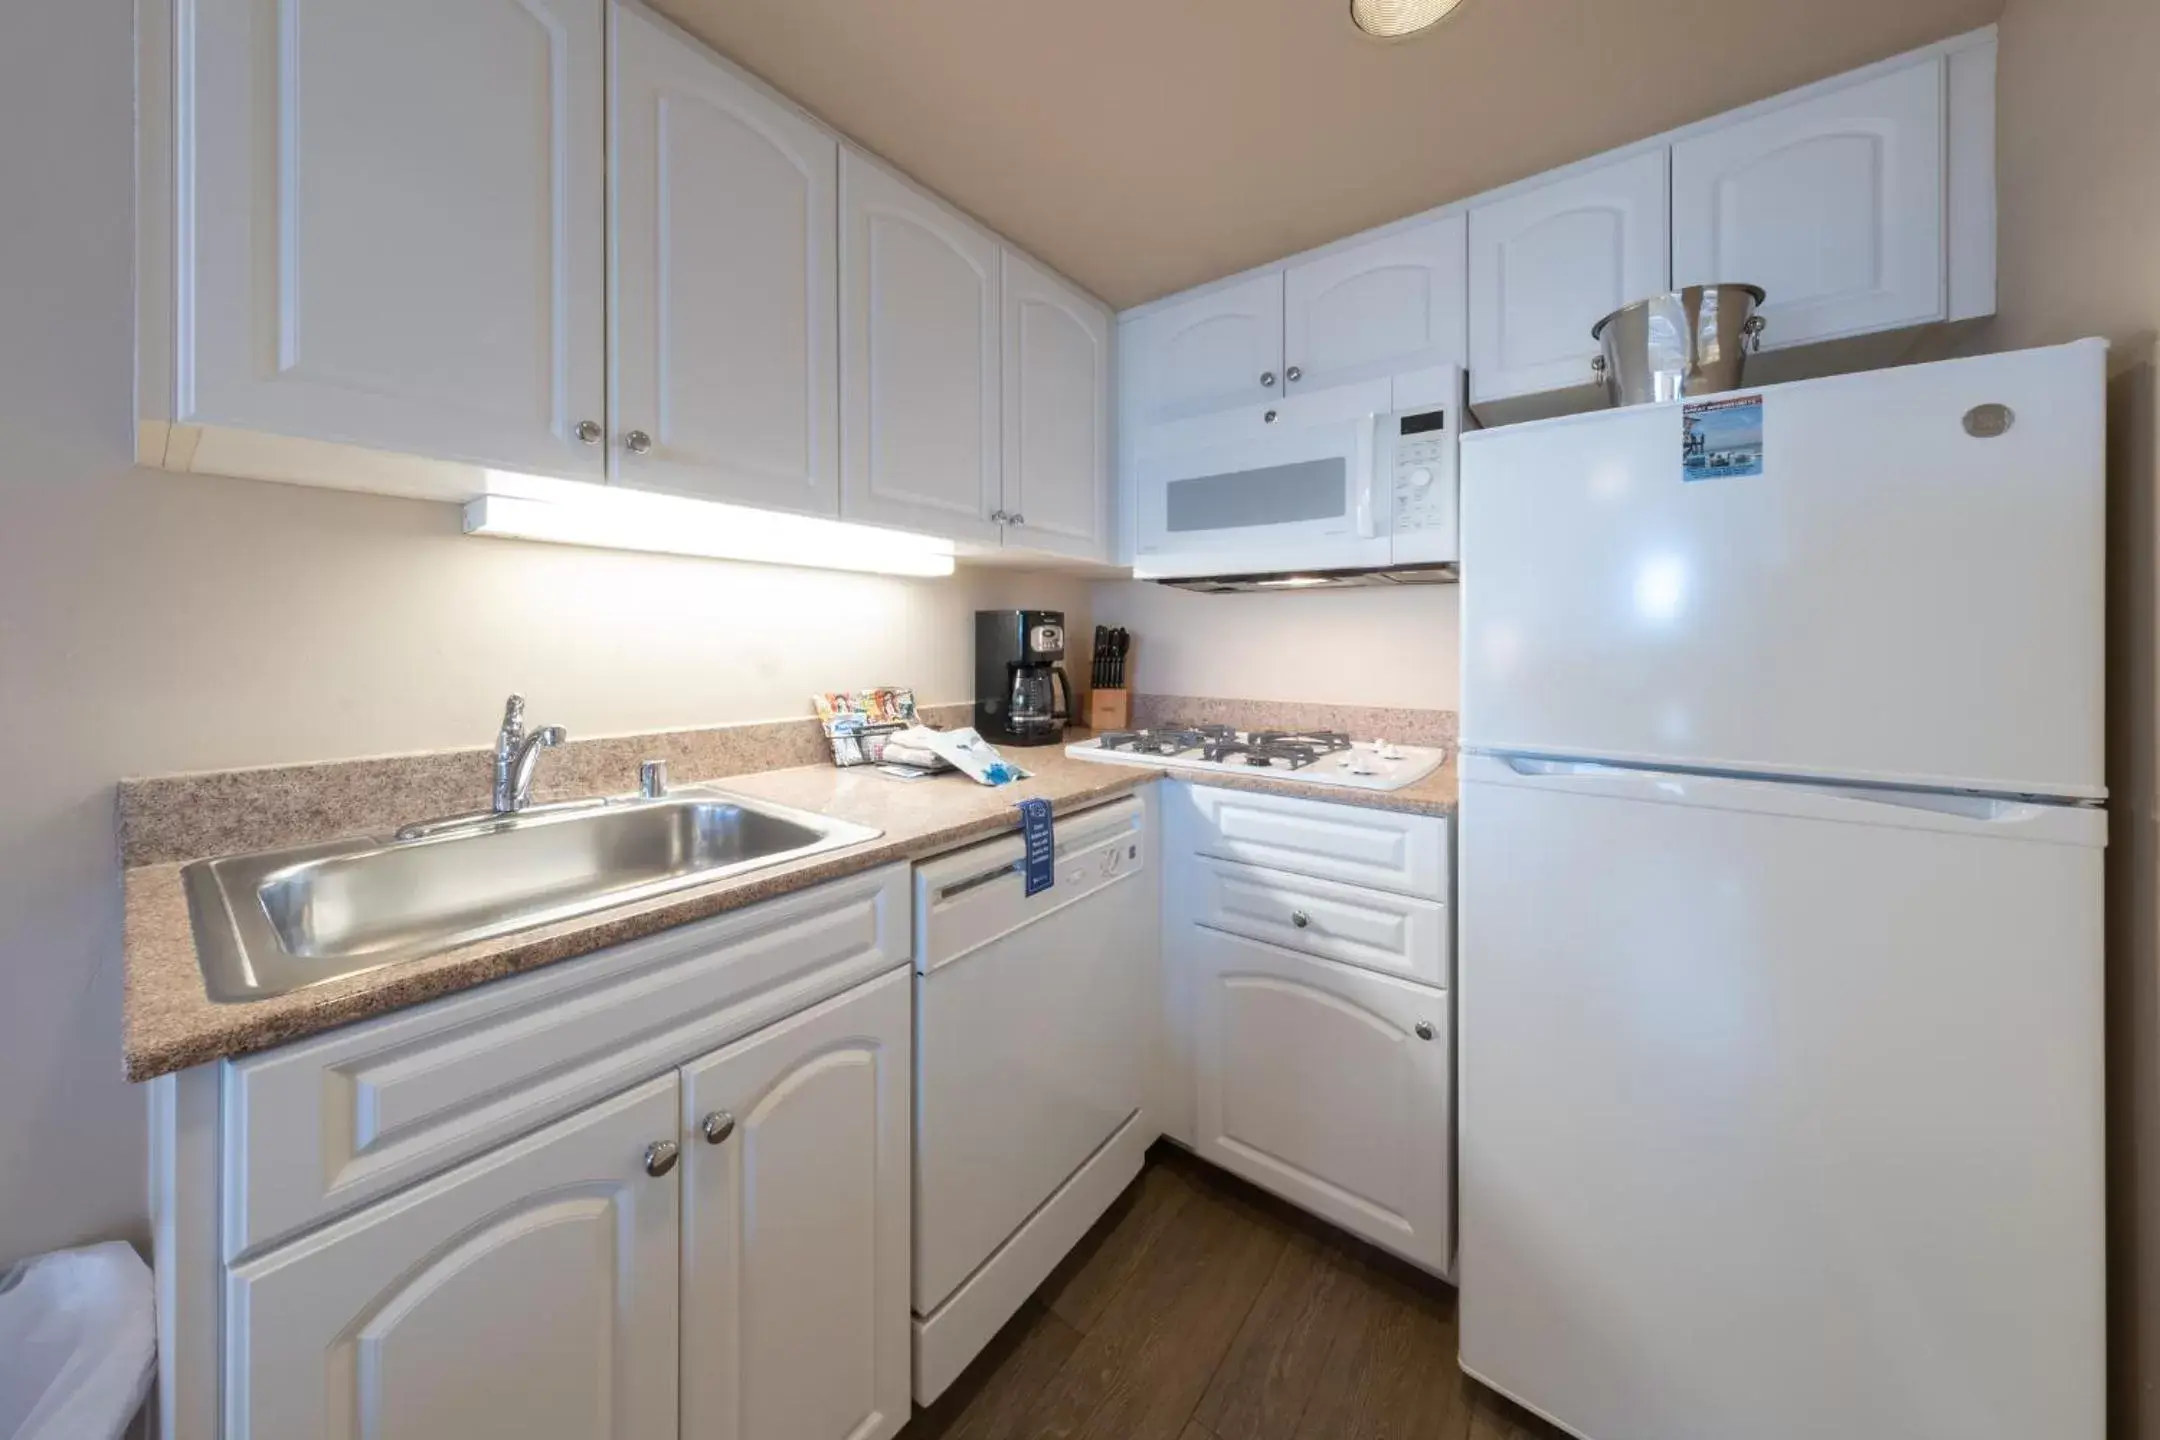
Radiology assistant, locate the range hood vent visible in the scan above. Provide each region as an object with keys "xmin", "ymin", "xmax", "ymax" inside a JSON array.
[{"xmin": 1154, "ymin": 563, "xmax": 1459, "ymax": 594}]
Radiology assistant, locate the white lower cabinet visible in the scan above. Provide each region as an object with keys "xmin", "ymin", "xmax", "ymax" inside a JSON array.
[
  {"xmin": 186, "ymin": 868, "xmax": 917, "ymax": 1440},
  {"xmin": 225, "ymin": 1074, "xmax": 682, "ymax": 1440},
  {"xmin": 680, "ymin": 968, "xmax": 912, "ymax": 1440},
  {"xmin": 1191, "ymin": 926, "xmax": 1453, "ymax": 1275}
]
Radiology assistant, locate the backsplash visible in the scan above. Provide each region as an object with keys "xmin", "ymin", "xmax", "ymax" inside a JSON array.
[
  {"xmin": 1129, "ymin": 693, "xmax": 1456, "ymax": 747},
  {"xmin": 119, "ymin": 703, "xmax": 973, "ymax": 867}
]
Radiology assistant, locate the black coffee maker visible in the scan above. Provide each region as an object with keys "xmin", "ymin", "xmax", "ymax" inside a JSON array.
[{"xmin": 974, "ymin": 610, "xmax": 1073, "ymax": 746}]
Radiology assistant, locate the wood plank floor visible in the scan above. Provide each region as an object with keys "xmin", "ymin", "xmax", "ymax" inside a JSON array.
[{"xmin": 902, "ymin": 1145, "xmax": 1571, "ymax": 1440}]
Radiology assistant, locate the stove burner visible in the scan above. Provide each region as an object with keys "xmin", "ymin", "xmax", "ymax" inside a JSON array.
[
  {"xmin": 1201, "ymin": 738, "xmax": 1327, "ymax": 770},
  {"xmin": 1098, "ymin": 727, "xmax": 1208, "ymax": 757},
  {"xmin": 1249, "ymin": 730, "xmax": 1355, "ymax": 755}
]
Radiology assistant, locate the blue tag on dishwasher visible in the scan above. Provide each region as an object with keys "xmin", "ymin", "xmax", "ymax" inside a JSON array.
[{"xmin": 1018, "ymin": 798, "xmax": 1055, "ymax": 897}]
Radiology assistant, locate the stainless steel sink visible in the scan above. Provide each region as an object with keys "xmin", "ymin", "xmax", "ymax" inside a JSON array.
[{"xmin": 183, "ymin": 789, "xmax": 882, "ymax": 1002}]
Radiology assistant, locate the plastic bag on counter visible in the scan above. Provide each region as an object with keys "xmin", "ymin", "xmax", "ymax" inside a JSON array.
[
  {"xmin": 0, "ymin": 1241, "xmax": 155, "ymax": 1440},
  {"xmin": 891, "ymin": 726, "xmax": 1029, "ymax": 786}
]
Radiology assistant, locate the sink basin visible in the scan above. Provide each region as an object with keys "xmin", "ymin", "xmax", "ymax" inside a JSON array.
[{"xmin": 183, "ymin": 789, "xmax": 882, "ymax": 1001}]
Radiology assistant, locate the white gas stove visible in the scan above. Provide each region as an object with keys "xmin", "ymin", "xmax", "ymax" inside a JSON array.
[{"xmin": 1065, "ymin": 724, "xmax": 1446, "ymax": 793}]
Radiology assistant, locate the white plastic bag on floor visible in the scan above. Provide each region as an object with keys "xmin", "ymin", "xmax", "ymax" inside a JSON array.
[{"xmin": 0, "ymin": 1242, "xmax": 155, "ymax": 1440}]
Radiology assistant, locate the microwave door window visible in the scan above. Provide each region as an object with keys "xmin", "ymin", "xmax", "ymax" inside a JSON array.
[{"xmin": 1164, "ymin": 457, "xmax": 1349, "ymax": 534}]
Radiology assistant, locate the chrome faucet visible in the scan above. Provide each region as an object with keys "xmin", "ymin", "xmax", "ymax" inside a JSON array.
[{"xmin": 492, "ymin": 695, "xmax": 566, "ymax": 814}]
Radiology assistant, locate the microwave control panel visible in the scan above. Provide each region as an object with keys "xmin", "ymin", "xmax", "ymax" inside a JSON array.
[{"xmin": 1391, "ymin": 409, "xmax": 1454, "ymax": 534}]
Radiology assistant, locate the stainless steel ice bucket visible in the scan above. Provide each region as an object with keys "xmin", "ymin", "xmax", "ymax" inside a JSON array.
[{"xmin": 1590, "ymin": 284, "xmax": 1768, "ymax": 406}]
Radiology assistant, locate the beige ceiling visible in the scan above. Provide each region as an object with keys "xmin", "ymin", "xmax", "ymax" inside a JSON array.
[{"xmin": 652, "ymin": 0, "xmax": 2005, "ymax": 311}]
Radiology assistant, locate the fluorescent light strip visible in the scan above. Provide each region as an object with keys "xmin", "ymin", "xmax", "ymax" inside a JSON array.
[{"xmin": 463, "ymin": 489, "xmax": 956, "ymax": 578}]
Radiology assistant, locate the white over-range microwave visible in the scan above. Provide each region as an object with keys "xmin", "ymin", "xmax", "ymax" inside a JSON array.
[{"xmin": 1131, "ymin": 367, "xmax": 1462, "ymax": 589}]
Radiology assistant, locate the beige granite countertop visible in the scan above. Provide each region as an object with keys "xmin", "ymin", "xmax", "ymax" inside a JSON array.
[{"xmin": 123, "ymin": 739, "xmax": 1456, "ymax": 1082}]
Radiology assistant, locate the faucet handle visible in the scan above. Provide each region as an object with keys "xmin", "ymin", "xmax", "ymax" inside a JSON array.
[
  {"xmin": 640, "ymin": 760, "xmax": 668, "ymax": 799},
  {"xmin": 498, "ymin": 694, "xmax": 527, "ymax": 739}
]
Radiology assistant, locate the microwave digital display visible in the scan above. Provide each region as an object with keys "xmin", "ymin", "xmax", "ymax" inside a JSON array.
[{"xmin": 1400, "ymin": 410, "xmax": 1448, "ymax": 436}]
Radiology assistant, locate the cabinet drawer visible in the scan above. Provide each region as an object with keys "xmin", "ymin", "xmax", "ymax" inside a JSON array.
[
  {"xmin": 222, "ymin": 864, "xmax": 909, "ymax": 1259},
  {"xmin": 1181, "ymin": 783, "xmax": 1450, "ymax": 899},
  {"xmin": 1190, "ymin": 856, "xmax": 1448, "ymax": 987}
]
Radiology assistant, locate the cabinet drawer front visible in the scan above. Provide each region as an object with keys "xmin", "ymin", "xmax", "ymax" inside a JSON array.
[
  {"xmin": 1192, "ymin": 928, "xmax": 1452, "ymax": 1275},
  {"xmin": 223, "ymin": 865, "xmax": 908, "ymax": 1260},
  {"xmin": 1183, "ymin": 783, "xmax": 1450, "ymax": 899},
  {"xmin": 1191, "ymin": 857, "xmax": 1448, "ymax": 986}
]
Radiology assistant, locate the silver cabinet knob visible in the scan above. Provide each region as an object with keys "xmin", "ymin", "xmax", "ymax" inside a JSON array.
[
  {"xmin": 624, "ymin": 430, "xmax": 653, "ymax": 455},
  {"xmin": 700, "ymin": 1110, "xmax": 736, "ymax": 1145},
  {"xmin": 1007, "ymin": 513, "xmax": 1024, "ymax": 526},
  {"xmin": 643, "ymin": 1140, "xmax": 680, "ymax": 1177},
  {"xmin": 1414, "ymin": 1021, "xmax": 1435, "ymax": 1041},
  {"xmin": 1286, "ymin": 365, "xmax": 1303, "ymax": 383},
  {"xmin": 1264, "ymin": 410, "xmax": 1278, "ymax": 424},
  {"xmin": 1290, "ymin": 910, "xmax": 1311, "ymax": 929},
  {"xmin": 1261, "ymin": 371, "xmax": 1277, "ymax": 388},
  {"xmin": 574, "ymin": 419, "xmax": 602, "ymax": 444},
  {"xmin": 990, "ymin": 509, "xmax": 1008, "ymax": 523}
]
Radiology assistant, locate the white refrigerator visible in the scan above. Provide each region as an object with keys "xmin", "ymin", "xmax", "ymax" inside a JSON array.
[{"xmin": 1456, "ymin": 340, "xmax": 2108, "ymax": 1440}]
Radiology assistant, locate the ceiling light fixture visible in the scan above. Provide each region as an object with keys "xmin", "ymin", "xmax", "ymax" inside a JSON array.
[
  {"xmin": 1349, "ymin": 0, "xmax": 1467, "ymax": 39},
  {"xmin": 463, "ymin": 489, "xmax": 957, "ymax": 578}
]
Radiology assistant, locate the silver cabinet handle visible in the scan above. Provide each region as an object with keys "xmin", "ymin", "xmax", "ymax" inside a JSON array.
[
  {"xmin": 1286, "ymin": 365, "xmax": 1302, "ymax": 383},
  {"xmin": 1261, "ymin": 371, "xmax": 1277, "ymax": 387},
  {"xmin": 1264, "ymin": 409, "xmax": 1278, "ymax": 424},
  {"xmin": 625, "ymin": 430, "xmax": 653, "ymax": 455},
  {"xmin": 700, "ymin": 1110, "xmax": 736, "ymax": 1145},
  {"xmin": 1290, "ymin": 910, "xmax": 1311, "ymax": 929},
  {"xmin": 1414, "ymin": 1021, "xmax": 1435, "ymax": 1041},
  {"xmin": 644, "ymin": 1140, "xmax": 680, "ymax": 1177},
  {"xmin": 574, "ymin": 419, "xmax": 602, "ymax": 444}
]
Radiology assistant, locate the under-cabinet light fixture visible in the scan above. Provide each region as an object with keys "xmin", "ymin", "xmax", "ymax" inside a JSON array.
[{"xmin": 463, "ymin": 489, "xmax": 957, "ymax": 578}]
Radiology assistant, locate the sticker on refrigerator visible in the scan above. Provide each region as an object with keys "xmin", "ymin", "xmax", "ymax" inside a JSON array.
[{"xmin": 1682, "ymin": 395, "xmax": 1764, "ymax": 482}]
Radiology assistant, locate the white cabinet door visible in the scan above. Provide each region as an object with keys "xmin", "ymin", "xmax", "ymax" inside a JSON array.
[
  {"xmin": 1672, "ymin": 59, "xmax": 1946, "ymax": 349},
  {"xmin": 1000, "ymin": 248, "xmax": 1111, "ymax": 560},
  {"xmin": 680, "ymin": 969, "xmax": 912, "ymax": 1440},
  {"xmin": 1191, "ymin": 926, "xmax": 1451, "ymax": 1274},
  {"xmin": 179, "ymin": 0, "xmax": 606, "ymax": 477},
  {"xmin": 1130, "ymin": 272, "xmax": 1286, "ymax": 427},
  {"xmin": 840, "ymin": 152, "xmax": 1002, "ymax": 543},
  {"xmin": 225, "ymin": 1075, "xmax": 679, "ymax": 1440},
  {"xmin": 1468, "ymin": 149, "xmax": 1669, "ymax": 404},
  {"xmin": 609, "ymin": 2, "xmax": 838, "ymax": 513},
  {"xmin": 1284, "ymin": 215, "xmax": 1467, "ymax": 395}
]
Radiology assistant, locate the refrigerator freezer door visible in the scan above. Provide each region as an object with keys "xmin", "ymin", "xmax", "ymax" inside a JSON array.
[
  {"xmin": 1459, "ymin": 340, "xmax": 2107, "ymax": 798},
  {"xmin": 1457, "ymin": 753, "xmax": 2104, "ymax": 1440}
]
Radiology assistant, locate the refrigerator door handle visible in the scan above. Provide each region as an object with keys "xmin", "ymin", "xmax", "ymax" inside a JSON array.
[{"xmin": 1471, "ymin": 753, "xmax": 2104, "ymax": 844}]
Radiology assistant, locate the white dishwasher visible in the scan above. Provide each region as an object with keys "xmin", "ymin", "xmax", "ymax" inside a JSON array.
[{"xmin": 911, "ymin": 793, "xmax": 1154, "ymax": 1402}]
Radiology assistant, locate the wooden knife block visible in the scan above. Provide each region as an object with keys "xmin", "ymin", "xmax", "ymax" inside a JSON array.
[{"xmin": 1085, "ymin": 688, "xmax": 1130, "ymax": 732}]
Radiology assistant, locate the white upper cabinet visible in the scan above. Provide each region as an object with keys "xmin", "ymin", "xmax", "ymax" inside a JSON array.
[
  {"xmin": 1468, "ymin": 149, "xmax": 1671, "ymax": 405},
  {"xmin": 609, "ymin": 3, "xmax": 839, "ymax": 513},
  {"xmin": 680, "ymin": 970, "xmax": 912, "ymax": 1440},
  {"xmin": 1283, "ymin": 215, "xmax": 1468, "ymax": 395},
  {"xmin": 1672, "ymin": 59, "xmax": 1947, "ymax": 350},
  {"xmin": 176, "ymin": 0, "xmax": 607, "ymax": 478},
  {"xmin": 224, "ymin": 1076, "xmax": 680, "ymax": 1440},
  {"xmin": 1000, "ymin": 248, "xmax": 1112, "ymax": 559},
  {"xmin": 1130, "ymin": 272, "xmax": 1287, "ymax": 428},
  {"xmin": 840, "ymin": 151, "xmax": 1003, "ymax": 543}
]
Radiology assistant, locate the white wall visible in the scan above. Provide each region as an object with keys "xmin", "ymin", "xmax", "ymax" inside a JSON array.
[
  {"xmin": 1089, "ymin": 580, "xmax": 1459, "ymax": 711},
  {"xmin": 0, "ymin": 0, "xmax": 1086, "ymax": 1266}
]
